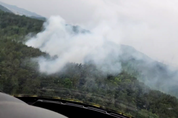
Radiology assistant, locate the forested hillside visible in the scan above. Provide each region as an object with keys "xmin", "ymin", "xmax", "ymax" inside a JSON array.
[
  {"xmin": 0, "ymin": 1, "xmax": 45, "ymax": 20},
  {"xmin": 120, "ymin": 45, "xmax": 178, "ymax": 98},
  {"xmin": 0, "ymin": 4, "xmax": 12, "ymax": 13},
  {"xmin": 0, "ymin": 10, "xmax": 178, "ymax": 118}
]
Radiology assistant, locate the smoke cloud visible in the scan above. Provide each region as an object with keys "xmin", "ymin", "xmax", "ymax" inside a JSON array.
[
  {"xmin": 25, "ymin": 0, "xmax": 178, "ymax": 73},
  {"xmin": 25, "ymin": 0, "xmax": 178, "ymax": 67},
  {"xmin": 24, "ymin": 0, "xmax": 178, "ymax": 97},
  {"xmin": 25, "ymin": 15, "xmax": 122, "ymax": 74}
]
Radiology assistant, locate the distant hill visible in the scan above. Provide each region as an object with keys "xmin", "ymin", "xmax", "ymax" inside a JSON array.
[
  {"xmin": 0, "ymin": 8, "xmax": 178, "ymax": 118},
  {"xmin": 0, "ymin": 4, "xmax": 12, "ymax": 13},
  {"xmin": 0, "ymin": 1, "xmax": 45, "ymax": 20},
  {"xmin": 120, "ymin": 45, "xmax": 178, "ymax": 97}
]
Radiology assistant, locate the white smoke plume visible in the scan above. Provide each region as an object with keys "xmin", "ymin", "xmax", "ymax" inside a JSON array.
[
  {"xmin": 26, "ymin": 14, "xmax": 122, "ymax": 74},
  {"xmin": 25, "ymin": 0, "xmax": 178, "ymax": 74},
  {"xmin": 25, "ymin": 0, "xmax": 178, "ymax": 97}
]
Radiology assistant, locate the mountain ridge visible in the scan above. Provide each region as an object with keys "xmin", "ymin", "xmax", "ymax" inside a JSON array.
[
  {"xmin": 119, "ymin": 44, "xmax": 178, "ymax": 97},
  {"xmin": 0, "ymin": 4, "xmax": 12, "ymax": 13},
  {"xmin": 0, "ymin": 1, "xmax": 45, "ymax": 20},
  {"xmin": 0, "ymin": 8, "xmax": 178, "ymax": 118}
]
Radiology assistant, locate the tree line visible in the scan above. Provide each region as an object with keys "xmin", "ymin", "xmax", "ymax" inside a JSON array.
[{"xmin": 0, "ymin": 9, "xmax": 178, "ymax": 118}]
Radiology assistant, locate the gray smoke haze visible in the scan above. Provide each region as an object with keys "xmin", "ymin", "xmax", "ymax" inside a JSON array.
[
  {"xmin": 24, "ymin": 0, "xmax": 178, "ymax": 97},
  {"xmin": 25, "ymin": 0, "xmax": 178, "ymax": 74},
  {"xmin": 2, "ymin": 0, "xmax": 178, "ymax": 67},
  {"xmin": 26, "ymin": 15, "xmax": 122, "ymax": 74}
]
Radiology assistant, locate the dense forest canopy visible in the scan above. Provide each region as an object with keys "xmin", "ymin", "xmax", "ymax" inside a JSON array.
[{"xmin": 0, "ymin": 9, "xmax": 178, "ymax": 118}]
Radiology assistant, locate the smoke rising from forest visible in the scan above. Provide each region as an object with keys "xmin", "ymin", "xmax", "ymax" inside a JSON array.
[
  {"xmin": 25, "ymin": 15, "xmax": 123, "ymax": 74},
  {"xmin": 25, "ymin": 0, "xmax": 178, "ymax": 97},
  {"xmin": 25, "ymin": 0, "xmax": 125, "ymax": 74},
  {"xmin": 26, "ymin": 0, "xmax": 178, "ymax": 72}
]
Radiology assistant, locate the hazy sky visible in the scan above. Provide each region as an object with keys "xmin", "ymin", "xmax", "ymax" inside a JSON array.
[
  {"xmin": 0, "ymin": 0, "xmax": 97, "ymax": 24},
  {"xmin": 1, "ymin": 0, "xmax": 178, "ymax": 67}
]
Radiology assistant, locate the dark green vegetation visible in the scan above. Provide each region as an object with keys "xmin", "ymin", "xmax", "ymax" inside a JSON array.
[
  {"xmin": 0, "ymin": 4, "xmax": 12, "ymax": 13},
  {"xmin": 120, "ymin": 48, "xmax": 178, "ymax": 98},
  {"xmin": 0, "ymin": 1, "xmax": 45, "ymax": 20},
  {"xmin": 0, "ymin": 10, "xmax": 178, "ymax": 118},
  {"xmin": 0, "ymin": 10, "xmax": 43, "ymax": 41}
]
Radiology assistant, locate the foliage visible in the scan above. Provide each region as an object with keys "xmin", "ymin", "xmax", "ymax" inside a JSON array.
[{"xmin": 0, "ymin": 9, "xmax": 178, "ymax": 118}]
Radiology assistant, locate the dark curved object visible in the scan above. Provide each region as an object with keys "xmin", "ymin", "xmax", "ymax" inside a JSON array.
[
  {"xmin": 17, "ymin": 97, "xmax": 130, "ymax": 118},
  {"xmin": 0, "ymin": 92, "xmax": 67, "ymax": 118},
  {"xmin": 0, "ymin": 92, "xmax": 130, "ymax": 118}
]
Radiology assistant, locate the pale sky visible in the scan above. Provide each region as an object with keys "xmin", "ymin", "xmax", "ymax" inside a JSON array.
[
  {"xmin": 0, "ymin": 0, "xmax": 97, "ymax": 24},
  {"xmin": 1, "ymin": 0, "xmax": 178, "ymax": 67}
]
